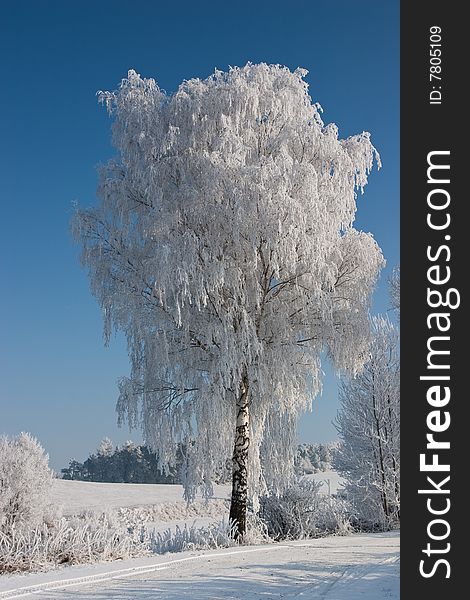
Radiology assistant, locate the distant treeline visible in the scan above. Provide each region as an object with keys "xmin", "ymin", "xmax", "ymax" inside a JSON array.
[
  {"xmin": 294, "ymin": 442, "xmax": 337, "ymax": 475},
  {"xmin": 61, "ymin": 439, "xmax": 180, "ymax": 484},
  {"xmin": 61, "ymin": 439, "xmax": 337, "ymax": 484}
]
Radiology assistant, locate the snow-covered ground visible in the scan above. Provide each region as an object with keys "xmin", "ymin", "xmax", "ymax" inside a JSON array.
[
  {"xmin": 1, "ymin": 478, "xmax": 398, "ymax": 598},
  {"xmin": 51, "ymin": 479, "xmax": 230, "ymax": 515},
  {"xmin": 52, "ymin": 471, "xmax": 343, "ymax": 517},
  {"xmin": 0, "ymin": 532, "xmax": 399, "ymax": 599},
  {"xmin": 305, "ymin": 469, "xmax": 345, "ymax": 495},
  {"xmin": 50, "ymin": 479, "xmax": 231, "ymax": 535},
  {"xmin": 51, "ymin": 473, "xmax": 343, "ymax": 533}
]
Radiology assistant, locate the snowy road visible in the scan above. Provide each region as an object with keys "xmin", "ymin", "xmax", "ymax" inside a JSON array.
[{"xmin": 1, "ymin": 532, "xmax": 399, "ymax": 599}]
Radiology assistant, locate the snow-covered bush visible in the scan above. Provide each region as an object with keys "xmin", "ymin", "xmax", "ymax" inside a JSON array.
[
  {"xmin": 0, "ymin": 488, "xmax": 234, "ymax": 574},
  {"xmin": 0, "ymin": 513, "xmax": 239, "ymax": 574},
  {"xmin": 239, "ymin": 509, "xmax": 272, "ymax": 545},
  {"xmin": 259, "ymin": 479, "xmax": 351, "ymax": 540},
  {"xmin": 0, "ymin": 513, "xmax": 146, "ymax": 574},
  {"xmin": 149, "ymin": 520, "xmax": 237, "ymax": 554},
  {"xmin": 116, "ymin": 498, "xmax": 229, "ymax": 528},
  {"xmin": 0, "ymin": 433, "xmax": 54, "ymax": 534}
]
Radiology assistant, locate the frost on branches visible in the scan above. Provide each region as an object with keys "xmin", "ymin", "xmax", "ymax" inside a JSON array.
[
  {"xmin": 335, "ymin": 317, "xmax": 400, "ymax": 530},
  {"xmin": 389, "ymin": 265, "xmax": 400, "ymax": 319},
  {"xmin": 0, "ymin": 433, "xmax": 54, "ymax": 534},
  {"xmin": 73, "ymin": 64, "xmax": 384, "ymax": 536}
]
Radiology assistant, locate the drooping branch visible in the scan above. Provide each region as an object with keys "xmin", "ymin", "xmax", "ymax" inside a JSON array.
[{"xmin": 74, "ymin": 63, "xmax": 384, "ymax": 514}]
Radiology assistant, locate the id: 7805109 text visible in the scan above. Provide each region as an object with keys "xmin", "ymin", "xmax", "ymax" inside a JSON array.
[{"xmin": 429, "ymin": 26, "xmax": 443, "ymax": 105}]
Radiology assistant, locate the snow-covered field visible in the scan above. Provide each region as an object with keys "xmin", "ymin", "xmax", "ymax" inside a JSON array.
[
  {"xmin": 52, "ymin": 479, "xmax": 230, "ymax": 515},
  {"xmin": 51, "ymin": 474, "xmax": 344, "ymax": 532},
  {"xmin": 50, "ymin": 479, "xmax": 231, "ymax": 535},
  {"xmin": 305, "ymin": 469, "xmax": 345, "ymax": 495},
  {"xmin": 52, "ymin": 472, "xmax": 343, "ymax": 516},
  {"xmin": 1, "ymin": 479, "xmax": 399, "ymax": 598}
]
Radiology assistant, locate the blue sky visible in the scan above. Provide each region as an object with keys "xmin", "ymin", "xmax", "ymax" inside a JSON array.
[{"xmin": 0, "ymin": 0, "xmax": 399, "ymax": 471}]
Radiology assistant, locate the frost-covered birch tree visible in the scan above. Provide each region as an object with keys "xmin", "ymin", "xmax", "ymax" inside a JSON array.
[
  {"xmin": 73, "ymin": 64, "xmax": 384, "ymax": 537},
  {"xmin": 334, "ymin": 317, "xmax": 400, "ymax": 530}
]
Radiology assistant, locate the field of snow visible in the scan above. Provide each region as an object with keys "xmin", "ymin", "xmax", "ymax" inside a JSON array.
[
  {"xmin": 52, "ymin": 471, "xmax": 343, "ymax": 517},
  {"xmin": 50, "ymin": 479, "xmax": 231, "ymax": 536},
  {"xmin": 0, "ymin": 532, "xmax": 399, "ymax": 599},
  {"xmin": 305, "ymin": 469, "xmax": 345, "ymax": 495},
  {"xmin": 51, "ymin": 480, "xmax": 230, "ymax": 515},
  {"xmin": 51, "ymin": 474, "xmax": 347, "ymax": 537}
]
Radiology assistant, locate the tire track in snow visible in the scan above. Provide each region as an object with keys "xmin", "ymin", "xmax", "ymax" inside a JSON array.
[
  {"xmin": 279, "ymin": 547, "xmax": 399, "ymax": 598},
  {"xmin": 0, "ymin": 545, "xmax": 290, "ymax": 599},
  {"xmin": 316, "ymin": 554, "xmax": 400, "ymax": 598}
]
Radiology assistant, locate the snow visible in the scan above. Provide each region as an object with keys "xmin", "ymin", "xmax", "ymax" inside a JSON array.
[
  {"xmin": 51, "ymin": 474, "xmax": 343, "ymax": 516},
  {"xmin": 0, "ymin": 532, "xmax": 399, "ymax": 599},
  {"xmin": 307, "ymin": 469, "xmax": 345, "ymax": 495},
  {"xmin": 51, "ymin": 479, "xmax": 230, "ymax": 515},
  {"xmin": 49, "ymin": 479, "xmax": 231, "ymax": 539},
  {"xmin": 2, "ymin": 480, "xmax": 398, "ymax": 597}
]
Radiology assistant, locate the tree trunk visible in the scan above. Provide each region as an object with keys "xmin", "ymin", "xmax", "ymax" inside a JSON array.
[
  {"xmin": 229, "ymin": 370, "xmax": 250, "ymax": 539},
  {"xmin": 371, "ymin": 383, "xmax": 389, "ymax": 520},
  {"xmin": 385, "ymin": 391, "xmax": 400, "ymax": 521}
]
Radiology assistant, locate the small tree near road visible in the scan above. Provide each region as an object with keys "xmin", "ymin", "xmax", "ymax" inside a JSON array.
[
  {"xmin": 73, "ymin": 64, "xmax": 384, "ymax": 537},
  {"xmin": 0, "ymin": 433, "xmax": 54, "ymax": 534}
]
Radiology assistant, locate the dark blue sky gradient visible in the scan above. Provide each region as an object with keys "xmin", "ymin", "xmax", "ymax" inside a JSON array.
[{"xmin": 0, "ymin": 0, "xmax": 399, "ymax": 470}]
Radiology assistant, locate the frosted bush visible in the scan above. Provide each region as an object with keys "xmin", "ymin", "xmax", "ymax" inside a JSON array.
[
  {"xmin": 259, "ymin": 479, "xmax": 352, "ymax": 540},
  {"xmin": 0, "ymin": 514, "xmax": 147, "ymax": 574},
  {"xmin": 240, "ymin": 509, "xmax": 272, "ymax": 545},
  {"xmin": 0, "ymin": 433, "xmax": 54, "ymax": 534},
  {"xmin": 116, "ymin": 498, "xmax": 229, "ymax": 528},
  {"xmin": 149, "ymin": 520, "xmax": 237, "ymax": 554},
  {"xmin": 0, "ymin": 502, "xmax": 235, "ymax": 573}
]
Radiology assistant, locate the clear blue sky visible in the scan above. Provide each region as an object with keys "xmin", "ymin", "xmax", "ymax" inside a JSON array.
[{"xmin": 0, "ymin": 0, "xmax": 399, "ymax": 471}]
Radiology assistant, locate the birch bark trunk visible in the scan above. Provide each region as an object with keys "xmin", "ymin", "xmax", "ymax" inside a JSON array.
[{"xmin": 229, "ymin": 369, "xmax": 250, "ymax": 538}]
